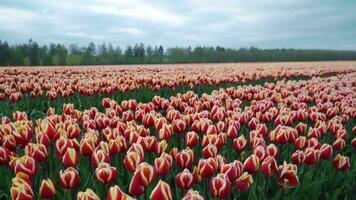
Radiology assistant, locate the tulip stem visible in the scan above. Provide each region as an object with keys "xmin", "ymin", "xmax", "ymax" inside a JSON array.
[
  {"xmin": 65, "ymin": 189, "xmax": 72, "ymax": 200},
  {"xmin": 205, "ymin": 178, "xmax": 209, "ymax": 198},
  {"xmin": 264, "ymin": 176, "xmax": 268, "ymax": 198},
  {"xmin": 281, "ymin": 189, "xmax": 286, "ymax": 200}
]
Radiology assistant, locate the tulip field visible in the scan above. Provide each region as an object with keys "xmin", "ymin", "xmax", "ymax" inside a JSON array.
[{"xmin": 0, "ymin": 61, "xmax": 356, "ymax": 200}]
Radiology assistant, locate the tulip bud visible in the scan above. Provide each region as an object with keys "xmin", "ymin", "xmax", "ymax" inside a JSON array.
[
  {"xmin": 210, "ymin": 173, "xmax": 231, "ymax": 199},
  {"xmin": 150, "ymin": 180, "xmax": 172, "ymax": 200},
  {"xmin": 135, "ymin": 162, "xmax": 157, "ymax": 187},
  {"xmin": 351, "ymin": 137, "xmax": 356, "ymax": 147},
  {"xmin": 172, "ymin": 119, "xmax": 186, "ymax": 134},
  {"xmin": 185, "ymin": 131, "xmax": 199, "ymax": 147},
  {"xmin": 227, "ymin": 125, "xmax": 238, "ymax": 138},
  {"xmin": 192, "ymin": 166, "xmax": 202, "ymax": 184},
  {"xmin": 95, "ymin": 162, "xmax": 118, "ymax": 184},
  {"xmin": 202, "ymin": 144, "xmax": 218, "ymax": 158},
  {"xmin": 128, "ymin": 173, "xmax": 145, "ymax": 196},
  {"xmin": 77, "ymin": 189, "xmax": 100, "ymax": 200},
  {"xmin": 319, "ymin": 144, "xmax": 333, "ymax": 160},
  {"xmin": 124, "ymin": 151, "xmax": 142, "ymax": 172},
  {"xmin": 243, "ymin": 154, "xmax": 260, "ymax": 174},
  {"xmin": 266, "ymin": 144, "xmax": 279, "ymax": 158},
  {"xmin": 295, "ymin": 122, "xmax": 307, "ymax": 135},
  {"xmin": 91, "ymin": 149, "xmax": 110, "ymax": 169},
  {"xmin": 156, "ymin": 140, "xmax": 168, "ymax": 154},
  {"xmin": 332, "ymin": 154, "xmax": 350, "ymax": 171},
  {"xmin": 175, "ymin": 148, "xmax": 194, "ymax": 169},
  {"xmin": 253, "ymin": 145, "xmax": 267, "ymax": 161},
  {"xmin": 61, "ymin": 147, "xmax": 79, "ymax": 167},
  {"xmin": 58, "ymin": 167, "xmax": 80, "ymax": 189},
  {"xmin": 197, "ymin": 158, "xmax": 218, "ymax": 179},
  {"xmin": 80, "ymin": 139, "xmax": 96, "ymax": 156},
  {"xmin": 295, "ymin": 136, "xmax": 306, "ymax": 150},
  {"xmin": 175, "ymin": 168, "xmax": 194, "ymax": 190},
  {"xmin": 291, "ymin": 150, "xmax": 305, "ymax": 166},
  {"xmin": 39, "ymin": 178, "xmax": 56, "ymax": 199},
  {"xmin": 332, "ymin": 138, "xmax": 345, "ymax": 151},
  {"xmin": 304, "ymin": 148, "xmax": 319, "ymax": 165},
  {"xmin": 278, "ymin": 161, "xmax": 299, "ymax": 189},
  {"xmin": 233, "ymin": 135, "xmax": 247, "ymax": 152},
  {"xmin": 220, "ymin": 163, "xmax": 238, "ymax": 181},
  {"xmin": 107, "ymin": 185, "xmax": 136, "ymax": 200},
  {"xmin": 235, "ymin": 172, "xmax": 253, "ymax": 191},
  {"xmin": 154, "ymin": 156, "xmax": 171, "ymax": 176},
  {"xmin": 306, "ymin": 138, "xmax": 320, "ymax": 150},
  {"xmin": 0, "ymin": 146, "xmax": 10, "ymax": 165}
]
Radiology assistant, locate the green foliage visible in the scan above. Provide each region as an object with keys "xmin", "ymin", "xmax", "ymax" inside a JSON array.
[{"xmin": 1, "ymin": 40, "xmax": 356, "ymax": 66}]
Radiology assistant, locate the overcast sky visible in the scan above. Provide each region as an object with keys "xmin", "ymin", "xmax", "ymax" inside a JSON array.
[{"xmin": 0, "ymin": 0, "xmax": 355, "ymax": 49}]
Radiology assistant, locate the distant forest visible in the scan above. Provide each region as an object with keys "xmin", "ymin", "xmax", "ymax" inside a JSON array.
[{"xmin": 1, "ymin": 39, "xmax": 356, "ymax": 66}]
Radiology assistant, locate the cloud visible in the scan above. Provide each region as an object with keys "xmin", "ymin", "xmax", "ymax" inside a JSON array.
[
  {"xmin": 88, "ymin": 0, "xmax": 188, "ymax": 27},
  {"xmin": 0, "ymin": 0, "xmax": 355, "ymax": 50}
]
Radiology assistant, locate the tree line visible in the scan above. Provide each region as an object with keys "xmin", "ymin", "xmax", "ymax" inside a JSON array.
[{"xmin": 1, "ymin": 39, "xmax": 356, "ymax": 66}]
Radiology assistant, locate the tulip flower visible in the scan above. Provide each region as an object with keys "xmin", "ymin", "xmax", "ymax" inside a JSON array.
[
  {"xmin": 129, "ymin": 173, "xmax": 145, "ymax": 196},
  {"xmin": 185, "ymin": 131, "xmax": 199, "ymax": 147},
  {"xmin": 304, "ymin": 148, "xmax": 320, "ymax": 165},
  {"xmin": 253, "ymin": 145, "xmax": 268, "ymax": 161},
  {"xmin": 261, "ymin": 156, "xmax": 278, "ymax": 177},
  {"xmin": 197, "ymin": 158, "xmax": 218, "ymax": 179},
  {"xmin": 58, "ymin": 167, "xmax": 80, "ymax": 189},
  {"xmin": 156, "ymin": 140, "xmax": 168, "ymax": 154},
  {"xmin": 266, "ymin": 143, "xmax": 279, "ymax": 158},
  {"xmin": 134, "ymin": 162, "xmax": 157, "ymax": 187},
  {"xmin": 39, "ymin": 178, "xmax": 56, "ymax": 199},
  {"xmin": 332, "ymin": 154, "xmax": 350, "ymax": 171},
  {"xmin": 220, "ymin": 163, "xmax": 238, "ymax": 181},
  {"xmin": 0, "ymin": 146, "xmax": 10, "ymax": 165},
  {"xmin": 306, "ymin": 138, "xmax": 320, "ymax": 150},
  {"xmin": 351, "ymin": 137, "xmax": 356, "ymax": 147},
  {"xmin": 319, "ymin": 144, "xmax": 333, "ymax": 160},
  {"xmin": 12, "ymin": 155, "xmax": 38, "ymax": 177},
  {"xmin": 107, "ymin": 185, "xmax": 136, "ymax": 200},
  {"xmin": 235, "ymin": 172, "xmax": 253, "ymax": 191},
  {"xmin": 291, "ymin": 150, "xmax": 305, "ymax": 166},
  {"xmin": 175, "ymin": 168, "xmax": 194, "ymax": 190},
  {"xmin": 243, "ymin": 154, "xmax": 260, "ymax": 174},
  {"xmin": 202, "ymin": 144, "xmax": 218, "ymax": 158},
  {"xmin": 80, "ymin": 138, "xmax": 96, "ymax": 156},
  {"xmin": 294, "ymin": 136, "xmax": 306, "ymax": 150},
  {"xmin": 91, "ymin": 149, "xmax": 110, "ymax": 169},
  {"xmin": 210, "ymin": 173, "xmax": 231, "ymax": 198},
  {"xmin": 233, "ymin": 135, "xmax": 247, "ymax": 152},
  {"xmin": 175, "ymin": 148, "xmax": 194, "ymax": 169},
  {"xmin": 124, "ymin": 151, "xmax": 142, "ymax": 172},
  {"xmin": 332, "ymin": 138, "xmax": 345, "ymax": 151},
  {"xmin": 278, "ymin": 161, "xmax": 299, "ymax": 189},
  {"xmin": 3, "ymin": 134, "xmax": 17, "ymax": 151},
  {"xmin": 192, "ymin": 166, "xmax": 202, "ymax": 184},
  {"xmin": 61, "ymin": 147, "xmax": 79, "ymax": 167},
  {"xmin": 227, "ymin": 125, "xmax": 238, "ymax": 138},
  {"xmin": 154, "ymin": 156, "xmax": 171, "ymax": 176},
  {"xmin": 77, "ymin": 189, "xmax": 100, "ymax": 200},
  {"xmin": 172, "ymin": 119, "xmax": 186, "ymax": 134},
  {"xmin": 11, "ymin": 182, "xmax": 34, "ymax": 200},
  {"xmin": 150, "ymin": 180, "xmax": 173, "ymax": 200},
  {"xmin": 181, "ymin": 189, "xmax": 204, "ymax": 200},
  {"xmin": 95, "ymin": 162, "xmax": 118, "ymax": 184}
]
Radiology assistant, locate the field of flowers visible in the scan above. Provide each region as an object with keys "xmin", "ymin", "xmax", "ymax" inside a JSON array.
[{"xmin": 0, "ymin": 62, "xmax": 355, "ymax": 200}]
